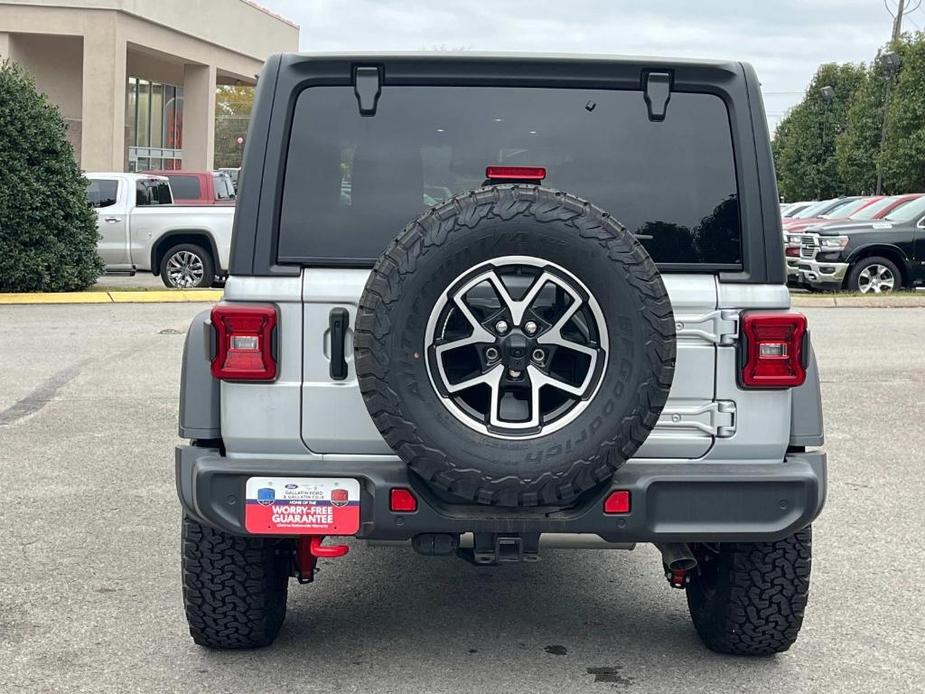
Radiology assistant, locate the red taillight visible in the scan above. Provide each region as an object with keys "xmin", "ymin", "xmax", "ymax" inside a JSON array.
[
  {"xmin": 603, "ymin": 490, "xmax": 631, "ymax": 514},
  {"xmin": 210, "ymin": 304, "xmax": 278, "ymax": 381},
  {"xmin": 389, "ymin": 488, "xmax": 418, "ymax": 513},
  {"xmin": 740, "ymin": 312, "xmax": 807, "ymax": 389},
  {"xmin": 485, "ymin": 165, "xmax": 546, "ymax": 181}
]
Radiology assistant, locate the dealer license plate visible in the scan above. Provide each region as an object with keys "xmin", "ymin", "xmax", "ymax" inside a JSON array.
[{"xmin": 244, "ymin": 477, "xmax": 361, "ymax": 535}]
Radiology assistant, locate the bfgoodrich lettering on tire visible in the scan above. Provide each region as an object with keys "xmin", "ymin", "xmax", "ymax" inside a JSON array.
[{"xmin": 355, "ymin": 185, "xmax": 676, "ymax": 507}]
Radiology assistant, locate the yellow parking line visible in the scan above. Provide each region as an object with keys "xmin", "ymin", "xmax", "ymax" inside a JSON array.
[
  {"xmin": 0, "ymin": 290, "xmax": 224, "ymax": 305},
  {"xmin": 0, "ymin": 292, "xmax": 112, "ymax": 304}
]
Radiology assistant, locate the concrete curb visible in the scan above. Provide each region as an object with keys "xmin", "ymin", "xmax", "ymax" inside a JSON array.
[
  {"xmin": 0, "ymin": 290, "xmax": 224, "ymax": 305},
  {"xmin": 791, "ymin": 294, "xmax": 925, "ymax": 308}
]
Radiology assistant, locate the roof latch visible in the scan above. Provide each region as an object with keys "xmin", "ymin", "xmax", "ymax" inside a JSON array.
[
  {"xmin": 644, "ymin": 71, "xmax": 672, "ymax": 122},
  {"xmin": 354, "ymin": 66, "xmax": 381, "ymax": 116}
]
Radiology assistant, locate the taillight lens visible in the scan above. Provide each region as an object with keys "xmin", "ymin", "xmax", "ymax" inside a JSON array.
[
  {"xmin": 210, "ymin": 304, "xmax": 278, "ymax": 381},
  {"xmin": 740, "ymin": 312, "xmax": 807, "ymax": 389}
]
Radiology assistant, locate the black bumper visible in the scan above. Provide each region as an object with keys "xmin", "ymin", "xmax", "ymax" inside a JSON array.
[{"xmin": 176, "ymin": 446, "xmax": 826, "ymax": 543}]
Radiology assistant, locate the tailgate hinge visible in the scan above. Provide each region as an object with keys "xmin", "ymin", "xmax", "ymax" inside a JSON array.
[
  {"xmin": 659, "ymin": 401, "xmax": 737, "ymax": 438},
  {"xmin": 354, "ymin": 65, "xmax": 382, "ymax": 116},
  {"xmin": 675, "ymin": 309, "xmax": 739, "ymax": 346}
]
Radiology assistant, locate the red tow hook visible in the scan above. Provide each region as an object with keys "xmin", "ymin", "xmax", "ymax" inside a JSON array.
[
  {"xmin": 294, "ymin": 536, "xmax": 349, "ymax": 584},
  {"xmin": 668, "ymin": 569, "xmax": 689, "ymax": 589},
  {"xmin": 309, "ymin": 535, "xmax": 349, "ymax": 558}
]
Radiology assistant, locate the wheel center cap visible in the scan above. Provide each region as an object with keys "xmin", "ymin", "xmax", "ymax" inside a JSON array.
[{"xmin": 499, "ymin": 331, "xmax": 531, "ymax": 371}]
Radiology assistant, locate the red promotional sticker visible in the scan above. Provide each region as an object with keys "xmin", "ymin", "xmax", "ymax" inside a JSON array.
[{"xmin": 244, "ymin": 477, "xmax": 360, "ymax": 535}]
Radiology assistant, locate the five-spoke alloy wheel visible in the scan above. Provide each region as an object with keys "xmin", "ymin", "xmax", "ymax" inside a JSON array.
[{"xmin": 426, "ymin": 256, "xmax": 608, "ymax": 439}]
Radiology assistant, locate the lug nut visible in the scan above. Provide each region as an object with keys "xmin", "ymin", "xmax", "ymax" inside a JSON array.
[
  {"xmin": 494, "ymin": 320, "xmax": 509, "ymax": 334},
  {"xmin": 485, "ymin": 346, "xmax": 499, "ymax": 361},
  {"xmin": 532, "ymin": 348, "xmax": 545, "ymax": 363},
  {"xmin": 524, "ymin": 320, "xmax": 538, "ymax": 335}
]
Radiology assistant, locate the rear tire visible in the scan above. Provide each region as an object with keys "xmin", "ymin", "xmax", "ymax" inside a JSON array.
[
  {"xmin": 181, "ymin": 515, "xmax": 291, "ymax": 649},
  {"xmin": 686, "ymin": 527, "xmax": 812, "ymax": 656},
  {"xmin": 160, "ymin": 243, "xmax": 215, "ymax": 289},
  {"xmin": 846, "ymin": 256, "xmax": 901, "ymax": 294}
]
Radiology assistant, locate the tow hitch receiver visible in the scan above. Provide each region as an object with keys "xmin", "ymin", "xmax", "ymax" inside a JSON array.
[
  {"xmin": 457, "ymin": 533, "xmax": 540, "ymax": 565},
  {"xmin": 293, "ymin": 536, "xmax": 349, "ymax": 583}
]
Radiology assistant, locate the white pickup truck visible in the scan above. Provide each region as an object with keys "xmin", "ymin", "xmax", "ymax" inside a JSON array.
[{"xmin": 85, "ymin": 172, "xmax": 234, "ymax": 288}]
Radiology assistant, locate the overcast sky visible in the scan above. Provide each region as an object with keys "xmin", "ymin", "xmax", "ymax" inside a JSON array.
[{"xmin": 259, "ymin": 0, "xmax": 922, "ymax": 130}]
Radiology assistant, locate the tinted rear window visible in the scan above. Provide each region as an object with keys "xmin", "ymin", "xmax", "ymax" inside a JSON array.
[
  {"xmin": 167, "ymin": 175, "xmax": 202, "ymax": 200},
  {"xmin": 87, "ymin": 179, "xmax": 118, "ymax": 208},
  {"xmin": 279, "ymin": 86, "xmax": 741, "ymax": 266}
]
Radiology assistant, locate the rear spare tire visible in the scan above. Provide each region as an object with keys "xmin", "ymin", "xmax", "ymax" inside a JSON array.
[{"xmin": 355, "ymin": 185, "xmax": 675, "ymax": 507}]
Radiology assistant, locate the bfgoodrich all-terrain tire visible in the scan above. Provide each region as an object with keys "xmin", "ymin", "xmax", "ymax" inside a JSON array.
[
  {"xmin": 355, "ymin": 185, "xmax": 675, "ymax": 508},
  {"xmin": 181, "ymin": 515, "xmax": 291, "ymax": 649},
  {"xmin": 686, "ymin": 527, "xmax": 812, "ymax": 656}
]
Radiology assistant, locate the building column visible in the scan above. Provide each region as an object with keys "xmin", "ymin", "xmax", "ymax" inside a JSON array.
[
  {"xmin": 182, "ymin": 63, "xmax": 216, "ymax": 171},
  {"xmin": 0, "ymin": 32, "xmax": 11, "ymax": 60},
  {"xmin": 81, "ymin": 23, "xmax": 126, "ymax": 171}
]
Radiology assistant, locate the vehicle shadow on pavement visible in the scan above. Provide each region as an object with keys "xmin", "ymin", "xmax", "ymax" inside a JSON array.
[{"xmin": 187, "ymin": 541, "xmax": 799, "ymax": 692}]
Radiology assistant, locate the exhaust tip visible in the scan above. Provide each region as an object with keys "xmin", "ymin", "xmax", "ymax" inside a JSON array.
[{"xmin": 655, "ymin": 542, "xmax": 698, "ymax": 572}]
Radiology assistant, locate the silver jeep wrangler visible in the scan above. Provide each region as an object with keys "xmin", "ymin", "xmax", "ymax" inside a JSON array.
[{"xmin": 176, "ymin": 53, "xmax": 826, "ymax": 655}]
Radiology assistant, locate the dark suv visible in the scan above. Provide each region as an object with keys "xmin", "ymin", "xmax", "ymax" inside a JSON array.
[{"xmin": 176, "ymin": 53, "xmax": 826, "ymax": 656}]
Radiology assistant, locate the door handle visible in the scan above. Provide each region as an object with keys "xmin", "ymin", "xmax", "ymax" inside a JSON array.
[
  {"xmin": 103, "ymin": 217, "xmax": 121, "ymax": 223},
  {"xmin": 329, "ymin": 308, "xmax": 349, "ymax": 380}
]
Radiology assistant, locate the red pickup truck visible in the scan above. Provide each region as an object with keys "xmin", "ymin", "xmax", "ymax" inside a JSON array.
[{"xmin": 144, "ymin": 170, "xmax": 236, "ymax": 206}]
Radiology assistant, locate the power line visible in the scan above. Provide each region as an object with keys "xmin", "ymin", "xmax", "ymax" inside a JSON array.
[{"xmin": 885, "ymin": 0, "xmax": 923, "ymax": 38}]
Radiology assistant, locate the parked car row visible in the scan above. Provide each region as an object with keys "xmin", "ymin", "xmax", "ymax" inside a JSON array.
[
  {"xmin": 85, "ymin": 172, "xmax": 233, "ymax": 288},
  {"xmin": 781, "ymin": 194, "xmax": 925, "ymax": 293}
]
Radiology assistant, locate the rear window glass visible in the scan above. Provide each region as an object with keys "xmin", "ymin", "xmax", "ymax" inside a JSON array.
[
  {"xmin": 136, "ymin": 180, "xmax": 172, "ymax": 206},
  {"xmin": 87, "ymin": 179, "xmax": 118, "ymax": 208},
  {"xmin": 167, "ymin": 175, "xmax": 202, "ymax": 200},
  {"xmin": 279, "ymin": 86, "xmax": 742, "ymax": 266}
]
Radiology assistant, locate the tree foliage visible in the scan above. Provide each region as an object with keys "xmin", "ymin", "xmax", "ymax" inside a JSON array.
[
  {"xmin": 776, "ymin": 33, "xmax": 925, "ymax": 200},
  {"xmin": 0, "ymin": 60, "xmax": 102, "ymax": 292},
  {"xmin": 880, "ymin": 33, "xmax": 925, "ymax": 192},
  {"xmin": 835, "ymin": 59, "xmax": 883, "ymax": 196},
  {"xmin": 215, "ymin": 85, "xmax": 254, "ymax": 169},
  {"xmin": 772, "ymin": 63, "xmax": 866, "ymax": 201}
]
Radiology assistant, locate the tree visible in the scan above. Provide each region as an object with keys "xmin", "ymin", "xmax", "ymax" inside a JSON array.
[
  {"xmin": 214, "ymin": 85, "xmax": 254, "ymax": 169},
  {"xmin": 0, "ymin": 60, "xmax": 102, "ymax": 292},
  {"xmin": 834, "ymin": 59, "xmax": 883, "ymax": 195},
  {"xmin": 772, "ymin": 63, "xmax": 867, "ymax": 200},
  {"xmin": 879, "ymin": 33, "xmax": 925, "ymax": 192}
]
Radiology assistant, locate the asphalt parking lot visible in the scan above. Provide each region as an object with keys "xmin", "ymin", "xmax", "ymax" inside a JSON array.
[{"xmin": 1, "ymin": 303, "xmax": 923, "ymax": 693}]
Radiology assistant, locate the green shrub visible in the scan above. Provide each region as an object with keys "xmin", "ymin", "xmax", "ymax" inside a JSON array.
[{"xmin": 0, "ymin": 59, "xmax": 102, "ymax": 292}]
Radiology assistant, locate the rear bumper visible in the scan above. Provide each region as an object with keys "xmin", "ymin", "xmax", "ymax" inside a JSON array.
[{"xmin": 176, "ymin": 446, "xmax": 826, "ymax": 543}]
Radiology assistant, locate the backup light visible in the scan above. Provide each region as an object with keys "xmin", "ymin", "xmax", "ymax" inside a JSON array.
[
  {"xmin": 740, "ymin": 312, "xmax": 807, "ymax": 389},
  {"xmin": 210, "ymin": 304, "xmax": 278, "ymax": 381}
]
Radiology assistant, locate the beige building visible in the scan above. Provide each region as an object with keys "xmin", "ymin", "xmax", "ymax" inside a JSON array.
[{"xmin": 0, "ymin": 0, "xmax": 298, "ymax": 171}]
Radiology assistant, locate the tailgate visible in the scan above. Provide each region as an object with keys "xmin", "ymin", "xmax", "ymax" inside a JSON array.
[{"xmin": 300, "ymin": 272, "xmax": 730, "ymax": 459}]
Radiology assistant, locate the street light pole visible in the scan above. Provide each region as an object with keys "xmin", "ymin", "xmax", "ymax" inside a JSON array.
[
  {"xmin": 875, "ymin": 50, "xmax": 902, "ymax": 195},
  {"xmin": 819, "ymin": 86, "xmax": 835, "ymax": 199}
]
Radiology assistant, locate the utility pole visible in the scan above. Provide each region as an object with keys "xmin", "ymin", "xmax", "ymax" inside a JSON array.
[
  {"xmin": 891, "ymin": 0, "xmax": 906, "ymax": 40},
  {"xmin": 887, "ymin": 0, "xmax": 922, "ymax": 40}
]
